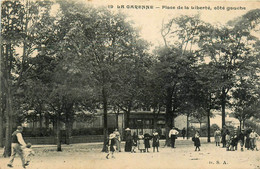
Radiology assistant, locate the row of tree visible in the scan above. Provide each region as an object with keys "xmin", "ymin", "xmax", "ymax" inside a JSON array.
[{"xmin": 1, "ymin": 0, "xmax": 260, "ymax": 154}]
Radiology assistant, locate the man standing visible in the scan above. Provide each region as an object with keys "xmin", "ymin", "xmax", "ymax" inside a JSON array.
[
  {"xmin": 238, "ymin": 128, "xmax": 245, "ymax": 151},
  {"xmin": 169, "ymin": 127, "xmax": 179, "ymax": 148},
  {"xmin": 249, "ymin": 129, "xmax": 259, "ymax": 151},
  {"xmin": 7, "ymin": 126, "xmax": 27, "ymax": 168}
]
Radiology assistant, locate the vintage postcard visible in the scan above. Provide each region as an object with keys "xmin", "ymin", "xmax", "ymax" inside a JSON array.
[{"xmin": 0, "ymin": 0, "xmax": 259, "ymax": 169}]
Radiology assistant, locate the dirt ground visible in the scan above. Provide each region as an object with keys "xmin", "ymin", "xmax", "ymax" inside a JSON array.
[{"xmin": 0, "ymin": 138, "xmax": 259, "ymax": 169}]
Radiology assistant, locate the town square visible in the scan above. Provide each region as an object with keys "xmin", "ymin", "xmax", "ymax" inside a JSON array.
[{"xmin": 0, "ymin": 0, "xmax": 260, "ymax": 169}]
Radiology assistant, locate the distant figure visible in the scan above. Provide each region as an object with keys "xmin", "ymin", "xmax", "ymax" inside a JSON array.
[
  {"xmin": 238, "ymin": 128, "xmax": 245, "ymax": 151},
  {"xmin": 225, "ymin": 130, "xmax": 231, "ymax": 151},
  {"xmin": 144, "ymin": 133, "xmax": 152, "ymax": 153},
  {"xmin": 113, "ymin": 128, "xmax": 121, "ymax": 152},
  {"xmin": 234, "ymin": 126, "xmax": 240, "ymax": 150},
  {"xmin": 125, "ymin": 128, "xmax": 132, "ymax": 152},
  {"xmin": 232, "ymin": 134, "xmax": 239, "ymax": 151},
  {"xmin": 249, "ymin": 130, "xmax": 259, "ymax": 151},
  {"xmin": 214, "ymin": 128, "xmax": 221, "ymax": 146},
  {"xmin": 152, "ymin": 130, "xmax": 160, "ymax": 152},
  {"xmin": 23, "ymin": 143, "xmax": 35, "ymax": 166},
  {"xmin": 138, "ymin": 132, "xmax": 145, "ymax": 153},
  {"xmin": 245, "ymin": 128, "xmax": 252, "ymax": 150},
  {"xmin": 132, "ymin": 132, "xmax": 138, "ymax": 153},
  {"xmin": 182, "ymin": 128, "xmax": 186, "ymax": 139},
  {"xmin": 221, "ymin": 125, "xmax": 227, "ymax": 148},
  {"xmin": 7, "ymin": 126, "xmax": 27, "ymax": 168},
  {"xmin": 169, "ymin": 127, "xmax": 179, "ymax": 148},
  {"xmin": 106, "ymin": 133, "xmax": 116, "ymax": 159},
  {"xmin": 192, "ymin": 131, "xmax": 201, "ymax": 151}
]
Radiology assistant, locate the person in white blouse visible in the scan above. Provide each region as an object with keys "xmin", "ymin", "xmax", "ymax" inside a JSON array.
[
  {"xmin": 169, "ymin": 127, "xmax": 179, "ymax": 148},
  {"xmin": 7, "ymin": 126, "xmax": 27, "ymax": 168}
]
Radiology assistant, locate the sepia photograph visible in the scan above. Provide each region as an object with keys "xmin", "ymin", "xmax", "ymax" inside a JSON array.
[{"xmin": 0, "ymin": 0, "xmax": 260, "ymax": 169}]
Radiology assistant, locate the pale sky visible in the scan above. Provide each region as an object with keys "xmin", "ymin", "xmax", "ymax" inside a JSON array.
[
  {"xmin": 49, "ymin": 0, "xmax": 260, "ymax": 48},
  {"xmin": 82, "ymin": 0, "xmax": 260, "ymax": 47}
]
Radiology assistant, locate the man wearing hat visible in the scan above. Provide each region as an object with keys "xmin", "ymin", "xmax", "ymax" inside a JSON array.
[{"xmin": 7, "ymin": 126, "xmax": 27, "ymax": 168}]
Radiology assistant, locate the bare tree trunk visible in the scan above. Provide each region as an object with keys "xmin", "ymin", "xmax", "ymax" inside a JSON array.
[
  {"xmin": 239, "ymin": 120, "xmax": 242, "ymax": 131},
  {"xmin": 0, "ymin": 110, "xmax": 3, "ymax": 148},
  {"xmin": 0, "ymin": 55, "xmax": 5, "ymax": 147},
  {"xmin": 65, "ymin": 111, "xmax": 72, "ymax": 145},
  {"xmin": 153, "ymin": 111, "xmax": 158, "ymax": 130},
  {"xmin": 45, "ymin": 113, "xmax": 49, "ymax": 129},
  {"xmin": 165, "ymin": 87, "xmax": 173, "ymax": 147},
  {"xmin": 207, "ymin": 109, "xmax": 211, "ymax": 142},
  {"xmin": 4, "ymin": 84, "xmax": 13, "ymax": 157},
  {"xmin": 56, "ymin": 112, "xmax": 62, "ymax": 151},
  {"xmin": 125, "ymin": 110, "xmax": 130, "ymax": 128},
  {"xmin": 116, "ymin": 108, "xmax": 119, "ymax": 129},
  {"xmin": 186, "ymin": 114, "xmax": 189, "ymax": 139},
  {"xmin": 101, "ymin": 87, "xmax": 108, "ymax": 152},
  {"xmin": 221, "ymin": 87, "xmax": 226, "ymax": 128},
  {"xmin": 3, "ymin": 44, "xmax": 13, "ymax": 157}
]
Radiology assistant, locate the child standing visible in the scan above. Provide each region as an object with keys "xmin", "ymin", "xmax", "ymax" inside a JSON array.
[
  {"xmin": 192, "ymin": 131, "xmax": 201, "ymax": 151},
  {"xmin": 230, "ymin": 134, "xmax": 239, "ymax": 151},
  {"xmin": 138, "ymin": 133, "xmax": 145, "ymax": 153},
  {"xmin": 225, "ymin": 130, "xmax": 231, "ymax": 151},
  {"xmin": 106, "ymin": 133, "xmax": 116, "ymax": 159},
  {"xmin": 23, "ymin": 143, "xmax": 35, "ymax": 166},
  {"xmin": 152, "ymin": 131, "xmax": 160, "ymax": 152},
  {"xmin": 214, "ymin": 128, "xmax": 221, "ymax": 146}
]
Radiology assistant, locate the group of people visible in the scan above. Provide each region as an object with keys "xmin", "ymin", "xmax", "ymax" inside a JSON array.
[
  {"xmin": 7, "ymin": 126, "xmax": 35, "ymax": 169},
  {"xmin": 214, "ymin": 126, "xmax": 259, "ymax": 151},
  {"xmin": 169, "ymin": 127, "xmax": 201, "ymax": 151},
  {"xmin": 106, "ymin": 126, "xmax": 203, "ymax": 159},
  {"xmin": 106, "ymin": 128, "xmax": 160, "ymax": 159}
]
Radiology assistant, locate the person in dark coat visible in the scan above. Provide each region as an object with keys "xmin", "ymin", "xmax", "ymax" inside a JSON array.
[
  {"xmin": 144, "ymin": 133, "xmax": 151, "ymax": 152},
  {"xmin": 238, "ymin": 129, "xmax": 245, "ymax": 151},
  {"xmin": 245, "ymin": 128, "xmax": 252, "ymax": 150},
  {"xmin": 192, "ymin": 131, "xmax": 201, "ymax": 151},
  {"xmin": 221, "ymin": 125, "xmax": 227, "ymax": 148},
  {"xmin": 132, "ymin": 132, "xmax": 138, "ymax": 153},
  {"xmin": 230, "ymin": 135, "xmax": 239, "ymax": 151},
  {"xmin": 182, "ymin": 128, "xmax": 186, "ymax": 139},
  {"xmin": 124, "ymin": 128, "xmax": 132, "ymax": 152},
  {"xmin": 152, "ymin": 130, "xmax": 160, "ymax": 152}
]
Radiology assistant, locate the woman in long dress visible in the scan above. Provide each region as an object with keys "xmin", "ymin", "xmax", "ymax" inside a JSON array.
[
  {"xmin": 152, "ymin": 131, "xmax": 160, "ymax": 152},
  {"xmin": 192, "ymin": 131, "xmax": 201, "ymax": 151},
  {"xmin": 144, "ymin": 133, "xmax": 151, "ymax": 152},
  {"xmin": 125, "ymin": 128, "xmax": 132, "ymax": 152}
]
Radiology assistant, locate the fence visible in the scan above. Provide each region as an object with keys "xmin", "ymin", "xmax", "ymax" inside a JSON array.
[{"xmin": 20, "ymin": 135, "xmax": 104, "ymax": 145}]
